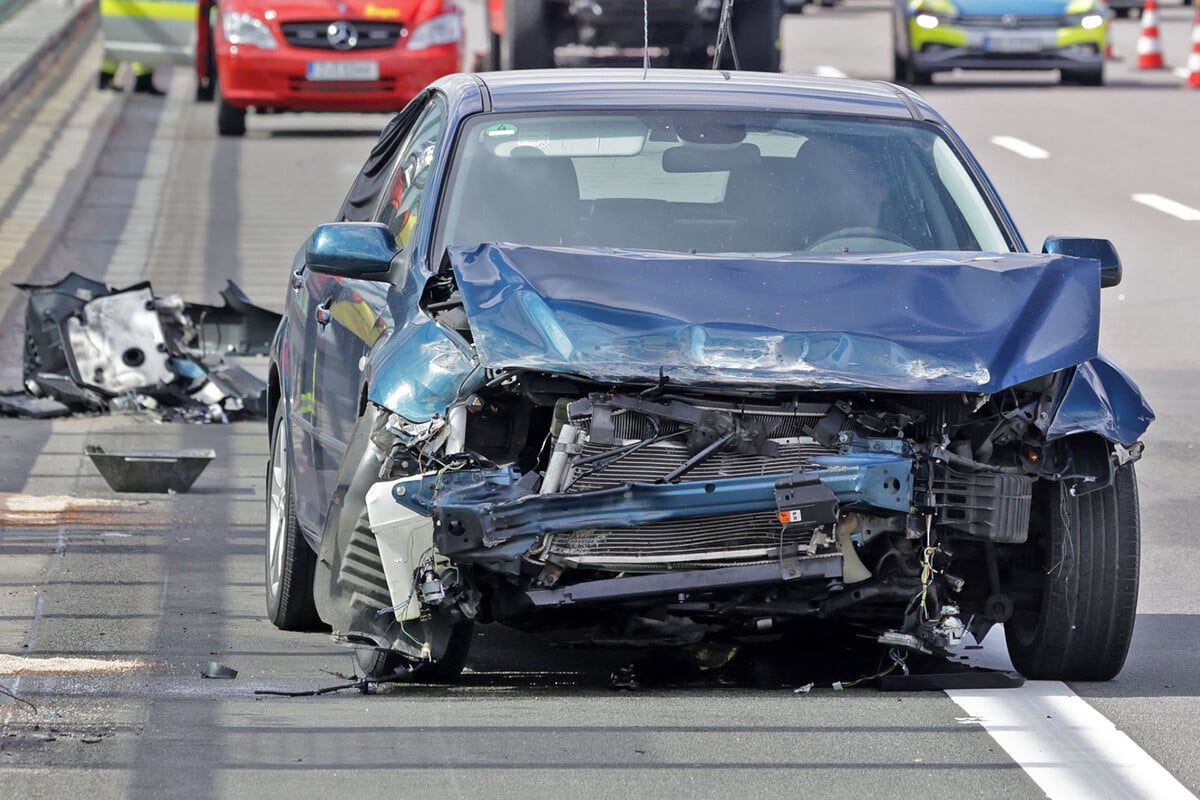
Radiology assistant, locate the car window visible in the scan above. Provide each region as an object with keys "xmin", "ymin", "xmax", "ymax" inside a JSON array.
[
  {"xmin": 932, "ymin": 138, "xmax": 1010, "ymax": 253},
  {"xmin": 440, "ymin": 110, "xmax": 1012, "ymax": 256},
  {"xmin": 336, "ymin": 94, "xmax": 430, "ymax": 223},
  {"xmin": 378, "ymin": 100, "xmax": 446, "ymax": 248}
]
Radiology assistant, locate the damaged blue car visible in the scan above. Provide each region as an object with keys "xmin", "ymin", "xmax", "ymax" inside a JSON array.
[{"xmin": 266, "ymin": 69, "xmax": 1153, "ymax": 683}]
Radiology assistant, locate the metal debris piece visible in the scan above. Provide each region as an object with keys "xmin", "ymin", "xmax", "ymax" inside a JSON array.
[
  {"xmin": 201, "ymin": 661, "xmax": 238, "ymax": 679},
  {"xmin": 85, "ymin": 445, "xmax": 215, "ymax": 493},
  {"xmin": 62, "ymin": 286, "xmax": 174, "ymax": 394},
  {"xmin": 14, "ymin": 273, "xmax": 279, "ymax": 421}
]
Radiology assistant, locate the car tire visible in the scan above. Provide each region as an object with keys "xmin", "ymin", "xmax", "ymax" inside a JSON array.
[
  {"xmin": 217, "ymin": 95, "xmax": 247, "ymax": 137},
  {"xmin": 892, "ymin": 50, "xmax": 906, "ymax": 83},
  {"xmin": 1006, "ymin": 463, "xmax": 1140, "ymax": 681},
  {"xmin": 353, "ymin": 620, "xmax": 475, "ymax": 683},
  {"xmin": 904, "ymin": 57, "xmax": 932, "ymax": 86},
  {"xmin": 501, "ymin": 0, "xmax": 555, "ymax": 70},
  {"xmin": 731, "ymin": 0, "xmax": 784, "ymax": 72},
  {"xmin": 1113, "ymin": 6, "xmax": 1131, "ymax": 16},
  {"xmin": 1061, "ymin": 67, "xmax": 1104, "ymax": 86},
  {"xmin": 265, "ymin": 404, "xmax": 322, "ymax": 631}
]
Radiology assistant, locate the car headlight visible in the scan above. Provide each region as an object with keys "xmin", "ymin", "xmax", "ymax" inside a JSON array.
[
  {"xmin": 910, "ymin": 0, "xmax": 959, "ymax": 28},
  {"xmin": 1064, "ymin": 0, "xmax": 1105, "ymax": 29},
  {"xmin": 406, "ymin": 12, "xmax": 462, "ymax": 50},
  {"xmin": 1066, "ymin": 12, "xmax": 1105, "ymax": 28},
  {"xmin": 222, "ymin": 11, "xmax": 279, "ymax": 49}
]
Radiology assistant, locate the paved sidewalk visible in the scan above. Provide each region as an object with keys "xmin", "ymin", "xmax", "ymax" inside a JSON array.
[{"xmin": 0, "ymin": 0, "xmax": 94, "ymax": 102}]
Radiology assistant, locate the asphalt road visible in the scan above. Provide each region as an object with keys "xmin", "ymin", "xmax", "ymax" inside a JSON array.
[{"xmin": 0, "ymin": 3, "xmax": 1198, "ymax": 798}]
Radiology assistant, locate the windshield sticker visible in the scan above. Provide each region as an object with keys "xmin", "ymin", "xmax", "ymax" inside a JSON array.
[{"xmin": 485, "ymin": 123, "xmax": 518, "ymax": 138}]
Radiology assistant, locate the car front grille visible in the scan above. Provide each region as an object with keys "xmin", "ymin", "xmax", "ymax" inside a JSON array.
[
  {"xmin": 545, "ymin": 510, "xmax": 821, "ymax": 571},
  {"xmin": 565, "ymin": 440, "xmax": 833, "ymax": 492},
  {"xmin": 956, "ymin": 14, "xmax": 1064, "ymax": 29},
  {"xmin": 554, "ymin": 401, "xmax": 841, "ymax": 569},
  {"xmin": 281, "ymin": 21, "xmax": 405, "ymax": 50}
]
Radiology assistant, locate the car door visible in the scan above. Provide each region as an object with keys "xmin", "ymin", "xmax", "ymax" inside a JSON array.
[
  {"xmin": 301, "ymin": 97, "xmax": 450, "ymax": 525},
  {"xmin": 283, "ymin": 97, "xmax": 433, "ymax": 533}
]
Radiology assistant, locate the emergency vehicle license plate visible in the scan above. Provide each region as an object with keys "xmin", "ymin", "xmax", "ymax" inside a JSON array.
[
  {"xmin": 306, "ymin": 60, "xmax": 380, "ymax": 81},
  {"xmin": 984, "ymin": 35, "xmax": 1043, "ymax": 53}
]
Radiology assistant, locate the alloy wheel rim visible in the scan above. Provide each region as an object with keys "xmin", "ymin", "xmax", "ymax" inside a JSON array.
[{"xmin": 267, "ymin": 423, "xmax": 288, "ymax": 601}]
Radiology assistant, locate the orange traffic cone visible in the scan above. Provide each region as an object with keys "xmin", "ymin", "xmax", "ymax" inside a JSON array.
[
  {"xmin": 1137, "ymin": 0, "xmax": 1165, "ymax": 69},
  {"xmin": 1187, "ymin": 9, "xmax": 1200, "ymax": 86}
]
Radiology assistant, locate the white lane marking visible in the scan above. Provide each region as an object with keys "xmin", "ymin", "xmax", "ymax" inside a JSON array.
[
  {"xmin": 814, "ymin": 65, "xmax": 847, "ymax": 78},
  {"xmin": 990, "ymin": 135, "xmax": 1050, "ymax": 160},
  {"xmin": 1132, "ymin": 193, "xmax": 1200, "ymax": 221},
  {"xmin": 949, "ymin": 682, "xmax": 1198, "ymax": 800},
  {"xmin": 1174, "ymin": 67, "xmax": 1190, "ymax": 78}
]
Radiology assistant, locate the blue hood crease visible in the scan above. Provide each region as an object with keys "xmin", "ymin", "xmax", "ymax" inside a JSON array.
[{"xmin": 448, "ymin": 244, "xmax": 1101, "ymax": 394}]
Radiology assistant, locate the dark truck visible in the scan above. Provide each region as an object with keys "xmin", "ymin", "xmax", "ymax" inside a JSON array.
[{"xmin": 483, "ymin": 0, "xmax": 784, "ymax": 71}]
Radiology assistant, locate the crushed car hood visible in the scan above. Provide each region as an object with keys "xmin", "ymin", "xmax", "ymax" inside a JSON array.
[{"xmin": 448, "ymin": 244, "xmax": 1101, "ymax": 393}]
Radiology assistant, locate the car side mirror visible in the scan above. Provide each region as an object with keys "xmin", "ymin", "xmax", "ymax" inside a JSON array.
[
  {"xmin": 1042, "ymin": 236, "xmax": 1122, "ymax": 288},
  {"xmin": 305, "ymin": 222, "xmax": 399, "ymax": 279}
]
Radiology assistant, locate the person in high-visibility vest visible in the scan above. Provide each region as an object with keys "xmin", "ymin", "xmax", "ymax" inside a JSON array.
[{"xmin": 97, "ymin": 58, "xmax": 165, "ymax": 95}]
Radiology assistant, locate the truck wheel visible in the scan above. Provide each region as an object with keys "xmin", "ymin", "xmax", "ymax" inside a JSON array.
[
  {"xmin": 731, "ymin": 0, "xmax": 784, "ymax": 72},
  {"xmin": 354, "ymin": 620, "xmax": 475, "ymax": 683},
  {"xmin": 266, "ymin": 405, "xmax": 322, "ymax": 630},
  {"xmin": 501, "ymin": 0, "xmax": 555, "ymax": 70},
  {"xmin": 1006, "ymin": 463, "xmax": 1140, "ymax": 681}
]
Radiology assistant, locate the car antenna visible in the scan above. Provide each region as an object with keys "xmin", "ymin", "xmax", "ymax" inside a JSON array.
[
  {"xmin": 712, "ymin": 0, "xmax": 740, "ymax": 70},
  {"xmin": 642, "ymin": 0, "xmax": 650, "ymax": 77}
]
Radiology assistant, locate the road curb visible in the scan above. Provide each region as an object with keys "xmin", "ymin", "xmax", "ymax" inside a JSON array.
[{"xmin": 0, "ymin": 0, "xmax": 97, "ymax": 107}]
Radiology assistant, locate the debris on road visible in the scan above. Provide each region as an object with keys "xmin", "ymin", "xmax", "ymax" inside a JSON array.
[
  {"xmin": 201, "ymin": 661, "xmax": 238, "ymax": 679},
  {"xmin": 85, "ymin": 445, "xmax": 215, "ymax": 494},
  {"xmin": 8, "ymin": 273, "xmax": 279, "ymax": 422}
]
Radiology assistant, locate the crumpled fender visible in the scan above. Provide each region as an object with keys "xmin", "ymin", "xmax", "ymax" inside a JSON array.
[
  {"xmin": 365, "ymin": 315, "xmax": 484, "ymax": 423},
  {"xmin": 1045, "ymin": 354, "xmax": 1155, "ymax": 447}
]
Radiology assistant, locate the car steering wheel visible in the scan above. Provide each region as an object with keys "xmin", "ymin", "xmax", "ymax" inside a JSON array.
[{"xmin": 808, "ymin": 226, "xmax": 914, "ymax": 252}]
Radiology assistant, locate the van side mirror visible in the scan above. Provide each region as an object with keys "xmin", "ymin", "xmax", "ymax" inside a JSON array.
[
  {"xmin": 305, "ymin": 222, "xmax": 399, "ymax": 279},
  {"xmin": 1042, "ymin": 236, "xmax": 1122, "ymax": 288}
]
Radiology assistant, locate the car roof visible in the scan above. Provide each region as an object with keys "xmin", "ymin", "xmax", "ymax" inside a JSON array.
[{"xmin": 463, "ymin": 69, "xmax": 939, "ymax": 122}]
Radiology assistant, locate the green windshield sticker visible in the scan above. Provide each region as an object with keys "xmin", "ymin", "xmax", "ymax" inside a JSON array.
[{"xmin": 485, "ymin": 123, "xmax": 518, "ymax": 138}]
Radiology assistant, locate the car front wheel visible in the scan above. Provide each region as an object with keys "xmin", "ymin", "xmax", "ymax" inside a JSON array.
[
  {"xmin": 217, "ymin": 84, "xmax": 247, "ymax": 137},
  {"xmin": 266, "ymin": 404, "xmax": 321, "ymax": 630},
  {"xmin": 354, "ymin": 618, "xmax": 475, "ymax": 683},
  {"xmin": 1006, "ymin": 463, "xmax": 1140, "ymax": 681}
]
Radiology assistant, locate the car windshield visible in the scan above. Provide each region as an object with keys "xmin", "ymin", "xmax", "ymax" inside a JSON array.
[{"xmin": 439, "ymin": 109, "xmax": 1011, "ymax": 256}]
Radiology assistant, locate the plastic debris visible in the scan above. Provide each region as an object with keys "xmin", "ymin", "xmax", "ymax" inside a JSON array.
[
  {"xmin": 201, "ymin": 661, "xmax": 238, "ymax": 679},
  {"xmin": 11, "ymin": 273, "xmax": 279, "ymax": 422}
]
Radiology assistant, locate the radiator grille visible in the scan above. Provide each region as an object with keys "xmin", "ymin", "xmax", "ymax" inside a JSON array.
[
  {"xmin": 956, "ymin": 14, "xmax": 1063, "ymax": 28},
  {"xmin": 591, "ymin": 408, "xmax": 823, "ymax": 441},
  {"xmin": 547, "ymin": 510, "xmax": 817, "ymax": 570},
  {"xmin": 565, "ymin": 439, "xmax": 833, "ymax": 492},
  {"xmin": 281, "ymin": 21, "xmax": 405, "ymax": 50}
]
